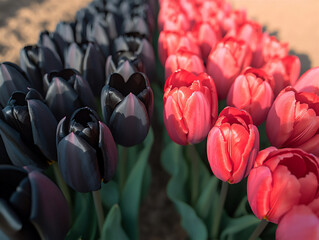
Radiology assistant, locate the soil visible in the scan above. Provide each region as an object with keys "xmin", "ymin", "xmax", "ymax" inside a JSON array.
[{"xmin": 0, "ymin": 0, "xmax": 318, "ymax": 239}]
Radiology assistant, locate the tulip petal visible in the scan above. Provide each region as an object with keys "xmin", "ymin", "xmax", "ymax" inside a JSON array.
[
  {"xmin": 99, "ymin": 122, "xmax": 117, "ymax": 182},
  {"xmin": 298, "ymin": 172, "xmax": 318, "ymax": 204},
  {"xmin": 58, "ymin": 133, "xmax": 101, "ymax": 192},
  {"xmin": 247, "ymin": 166, "xmax": 272, "ymax": 220},
  {"xmin": 298, "ymin": 133, "xmax": 319, "ymax": 156},
  {"xmin": 28, "ymin": 170, "xmax": 69, "ymax": 240},
  {"xmin": 0, "ymin": 199, "xmax": 23, "ymax": 232},
  {"xmin": 65, "ymin": 43, "xmax": 83, "ymax": 72},
  {"xmin": 28, "ymin": 99, "xmax": 57, "ymax": 162},
  {"xmin": 73, "ymin": 74, "xmax": 97, "ymax": 111},
  {"xmin": 101, "ymin": 85, "xmax": 124, "ymax": 124},
  {"xmin": 110, "ymin": 93, "xmax": 149, "ymax": 146},
  {"xmin": 0, "ymin": 119, "xmax": 46, "ymax": 168}
]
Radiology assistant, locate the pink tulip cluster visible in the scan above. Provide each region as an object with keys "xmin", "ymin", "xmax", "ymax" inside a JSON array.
[{"xmin": 159, "ymin": 0, "xmax": 319, "ymax": 239}]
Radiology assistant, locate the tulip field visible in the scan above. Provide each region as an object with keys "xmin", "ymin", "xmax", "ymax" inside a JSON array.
[{"xmin": 0, "ymin": 0, "xmax": 319, "ymax": 239}]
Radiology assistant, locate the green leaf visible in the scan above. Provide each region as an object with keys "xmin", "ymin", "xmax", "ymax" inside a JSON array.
[
  {"xmin": 141, "ymin": 163, "xmax": 152, "ymax": 201},
  {"xmin": 220, "ymin": 215, "xmax": 260, "ymax": 240},
  {"xmin": 162, "ymin": 142, "xmax": 208, "ymax": 240},
  {"xmin": 100, "ymin": 180, "xmax": 119, "ymax": 210},
  {"xmin": 233, "ymin": 196, "xmax": 249, "ymax": 218},
  {"xmin": 66, "ymin": 193, "xmax": 97, "ymax": 240},
  {"xmin": 120, "ymin": 128, "xmax": 154, "ymax": 240},
  {"xmin": 101, "ymin": 204, "xmax": 129, "ymax": 240}
]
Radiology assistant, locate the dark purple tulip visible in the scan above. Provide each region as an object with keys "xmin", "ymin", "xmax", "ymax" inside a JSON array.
[
  {"xmin": 113, "ymin": 35, "xmax": 155, "ymax": 79},
  {"xmin": 57, "ymin": 107, "xmax": 117, "ymax": 192},
  {"xmin": 75, "ymin": 8, "xmax": 95, "ymax": 44},
  {"xmin": 55, "ymin": 21, "xmax": 76, "ymax": 45},
  {"xmin": 105, "ymin": 55, "xmax": 138, "ymax": 81},
  {"xmin": 38, "ymin": 30, "xmax": 67, "ymax": 65},
  {"xmin": 122, "ymin": 15, "xmax": 150, "ymax": 39},
  {"xmin": 65, "ymin": 42, "xmax": 105, "ymax": 97},
  {"xmin": 19, "ymin": 45, "xmax": 63, "ymax": 95},
  {"xmin": 101, "ymin": 72, "xmax": 153, "ymax": 146},
  {"xmin": 0, "ymin": 62, "xmax": 30, "ymax": 108},
  {"xmin": 0, "ymin": 165, "xmax": 70, "ymax": 240},
  {"xmin": 43, "ymin": 69, "xmax": 96, "ymax": 121},
  {"xmin": 0, "ymin": 89, "xmax": 57, "ymax": 169}
]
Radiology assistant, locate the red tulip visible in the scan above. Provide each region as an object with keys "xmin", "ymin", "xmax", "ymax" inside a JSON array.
[
  {"xmin": 276, "ymin": 203, "xmax": 319, "ymax": 240},
  {"xmin": 227, "ymin": 68, "xmax": 274, "ymax": 126},
  {"xmin": 266, "ymin": 87, "xmax": 319, "ymax": 156},
  {"xmin": 294, "ymin": 66, "xmax": 319, "ymax": 95},
  {"xmin": 207, "ymin": 107, "xmax": 259, "ymax": 183},
  {"xmin": 165, "ymin": 48, "xmax": 206, "ymax": 80},
  {"xmin": 163, "ymin": 69, "xmax": 218, "ymax": 145},
  {"xmin": 261, "ymin": 55, "xmax": 300, "ymax": 96},
  {"xmin": 158, "ymin": 31, "xmax": 201, "ymax": 66},
  {"xmin": 206, "ymin": 37, "xmax": 252, "ymax": 99},
  {"xmin": 247, "ymin": 147, "xmax": 319, "ymax": 223},
  {"xmin": 219, "ymin": 9, "xmax": 247, "ymax": 36}
]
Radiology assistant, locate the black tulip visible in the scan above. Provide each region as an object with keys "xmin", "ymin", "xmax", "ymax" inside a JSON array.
[
  {"xmin": 0, "ymin": 89, "xmax": 57, "ymax": 168},
  {"xmin": 57, "ymin": 107, "xmax": 118, "ymax": 193},
  {"xmin": 65, "ymin": 42, "xmax": 105, "ymax": 97},
  {"xmin": 55, "ymin": 21, "xmax": 76, "ymax": 45},
  {"xmin": 0, "ymin": 165, "xmax": 70, "ymax": 240},
  {"xmin": 122, "ymin": 15, "xmax": 150, "ymax": 39},
  {"xmin": 0, "ymin": 62, "xmax": 30, "ymax": 108},
  {"xmin": 38, "ymin": 30, "xmax": 67, "ymax": 65},
  {"xmin": 43, "ymin": 69, "xmax": 96, "ymax": 120},
  {"xmin": 75, "ymin": 8, "xmax": 95, "ymax": 44},
  {"xmin": 105, "ymin": 55, "xmax": 138, "ymax": 81},
  {"xmin": 101, "ymin": 72, "xmax": 153, "ymax": 146},
  {"xmin": 19, "ymin": 45, "xmax": 63, "ymax": 96}
]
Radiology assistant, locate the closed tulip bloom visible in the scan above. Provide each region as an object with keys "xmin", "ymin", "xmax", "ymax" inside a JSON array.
[
  {"xmin": 57, "ymin": 107, "xmax": 117, "ymax": 192},
  {"xmin": 227, "ymin": 68, "xmax": 274, "ymax": 126},
  {"xmin": 207, "ymin": 107, "xmax": 259, "ymax": 183},
  {"xmin": 20, "ymin": 45, "xmax": 63, "ymax": 96},
  {"xmin": 294, "ymin": 66, "xmax": 319, "ymax": 95},
  {"xmin": 158, "ymin": 30, "xmax": 201, "ymax": 66},
  {"xmin": 276, "ymin": 204, "xmax": 319, "ymax": 240},
  {"xmin": 0, "ymin": 165, "xmax": 70, "ymax": 240},
  {"xmin": 207, "ymin": 37, "xmax": 252, "ymax": 99},
  {"xmin": 43, "ymin": 69, "xmax": 96, "ymax": 120},
  {"xmin": 55, "ymin": 21, "xmax": 76, "ymax": 44},
  {"xmin": 65, "ymin": 42, "xmax": 105, "ymax": 97},
  {"xmin": 262, "ymin": 55, "xmax": 300, "ymax": 96},
  {"xmin": 266, "ymin": 87, "xmax": 319, "ymax": 156},
  {"xmin": 0, "ymin": 62, "xmax": 31, "ymax": 107},
  {"xmin": 106, "ymin": 56, "xmax": 137, "ymax": 81},
  {"xmin": 122, "ymin": 15, "xmax": 150, "ymax": 39},
  {"xmin": 165, "ymin": 48, "xmax": 206, "ymax": 80},
  {"xmin": 163, "ymin": 69, "xmax": 218, "ymax": 145},
  {"xmin": 0, "ymin": 90, "xmax": 57, "ymax": 168},
  {"xmin": 247, "ymin": 147, "xmax": 319, "ymax": 223},
  {"xmin": 101, "ymin": 72, "xmax": 153, "ymax": 147}
]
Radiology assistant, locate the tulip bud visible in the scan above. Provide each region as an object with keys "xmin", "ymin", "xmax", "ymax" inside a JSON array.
[
  {"xmin": 101, "ymin": 72, "xmax": 153, "ymax": 147},
  {"xmin": 0, "ymin": 165, "xmax": 70, "ymax": 240},
  {"xmin": 163, "ymin": 69, "xmax": 218, "ymax": 145},
  {"xmin": 20, "ymin": 45, "xmax": 63, "ymax": 95},
  {"xmin": 207, "ymin": 107, "xmax": 259, "ymax": 183},
  {"xmin": 247, "ymin": 147, "xmax": 319, "ymax": 223},
  {"xmin": 65, "ymin": 42, "xmax": 105, "ymax": 97},
  {"xmin": 0, "ymin": 89, "xmax": 57, "ymax": 168},
  {"xmin": 227, "ymin": 68, "xmax": 275, "ymax": 126},
  {"xmin": 207, "ymin": 37, "xmax": 252, "ymax": 99},
  {"xmin": 57, "ymin": 107, "xmax": 118, "ymax": 192},
  {"xmin": 106, "ymin": 55, "xmax": 137, "ymax": 81},
  {"xmin": 75, "ymin": 8, "xmax": 95, "ymax": 44},
  {"xmin": 43, "ymin": 69, "xmax": 96, "ymax": 120},
  {"xmin": 122, "ymin": 15, "xmax": 150, "ymax": 39},
  {"xmin": 0, "ymin": 62, "xmax": 31, "ymax": 107},
  {"xmin": 164, "ymin": 48, "xmax": 206, "ymax": 80},
  {"xmin": 262, "ymin": 55, "xmax": 300, "ymax": 96},
  {"xmin": 55, "ymin": 21, "xmax": 76, "ymax": 44},
  {"xmin": 294, "ymin": 66, "xmax": 319, "ymax": 95},
  {"xmin": 266, "ymin": 86, "xmax": 319, "ymax": 156}
]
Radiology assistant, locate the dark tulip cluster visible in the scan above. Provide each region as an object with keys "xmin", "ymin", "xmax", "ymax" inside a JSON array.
[{"xmin": 0, "ymin": 165, "xmax": 70, "ymax": 240}]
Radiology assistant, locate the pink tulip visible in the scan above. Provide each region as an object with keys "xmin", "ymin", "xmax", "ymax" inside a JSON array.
[
  {"xmin": 266, "ymin": 86, "xmax": 319, "ymax": 156},
  {"xmin": 165, "ymin": 48, "xmax": 206, "ymax": 80},
  {"xmin": 262, "ymin": 55, "xmax": 300, "ymax": 96},
  {"xmin": 207, "ymin": 37, "xmax": 252, "ymax": 99},
  {"xmin": 294, "ymin": 66, "xmax": 319, "ymax": 95},
  {"xmin": 227, "ymin": 68, "xmax": 274, "ymax": 126},
  {"xmin": 163, "ymin": 69, "xmax": 218, "ymax": 145},
  {"xmin": 207, "ymin": 107, "xmax": 259, "ymax": 183},
  {"xmin": 247, "ymin": 147, "xmax": 319, "ymax": 224}
]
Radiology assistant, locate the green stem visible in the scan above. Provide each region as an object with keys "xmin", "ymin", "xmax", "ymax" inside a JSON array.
[
  {"xmin": 52, "ymin": 162, "xmax": 71, "ymax": 205},
  {"xmin": 212, "ymin": 181, "xmax": 229, "ymax": 239},
  {"xmin": 92, "ymin": 190, "xmax": 105, "ymax": 235},
  {"xmin": 119, "ymin": 146, "xmax": 128, "ymax": 191},
  {"xmin": 248, "ymin": 219, "xmax": 268, "ymax": 240},
  {"xmin": 187, "ymin": 144, "xmax": 200, "ymax": 206}
]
